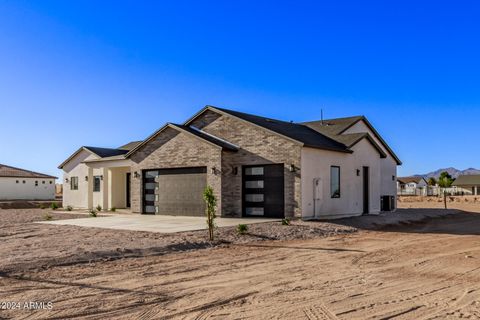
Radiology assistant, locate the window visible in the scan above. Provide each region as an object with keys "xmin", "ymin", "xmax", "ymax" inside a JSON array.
[
  {"xmin": 16, "ymin": 180, "xmax": 19, "ymax": 184},
  {"xmin": 49, "ymin": 181, "xmax": 53, "ymax": 184},
  {"xmin": 70, "ymin": 177, "xmax": 78, "ymax": 190},
  {"xmin": 245, "ymin": 194, "xmax": 264, "ymax": 202},
  {"xmin": 35, "ymin": 181, "xmax": 38, "ymax": 187},
  {"xmin": 42, "ymin": 181, "xmax": 45, "ymax": 184},
  {"xmin": 330, "ymin": 166, "xmax": 340, "ymax": 198},
  {"xmin": 93, "ymin": 176, "xmax": 101, "ymax": 192},
  {"xmin": 22, "ymin": 180, "xmax": 26, "ymax": 184},
  {"xmin": 245, "ymin": 167, "xmax": 264, "ymax": 175},
  {"xmin": 245, "ymin": 180, "xmax": 264, "ymax": 189}
]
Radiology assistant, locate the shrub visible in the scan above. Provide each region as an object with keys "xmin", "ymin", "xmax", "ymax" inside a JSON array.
[
  {"xmin": 237, "ymin": 224, "xmax": 248, "ymax": 235},
  {"xmin": 281, "ymin": 218, "xmax": 290, "ymax": 226},
  {"xmin": 39, "ymin": 204, "xmax": 46, "ymax": 209},
  {"xmin": 89, "ymin": 209, "xmax": 97, "ymax": 217},
  {"xmin": 50, "ymin": 202, "xmax": 59, "ymax": 210},
  {"xmin": 66, "ymin": 205, "xmax": 73, "ymax": 211},
  {"xmin": 203, "ymin": 186, "xmax": 217, "ymax": 241},
  {"xmin": 43, "ymin": 213, "xmax": 53, "ymax": 221},
  {"xmin": 96, "ymin": 205, "xmax": 102, "ymax": 212},
  {"xmin": 110, "ymin": 207, "xmax": 116, "ymax": 212}
]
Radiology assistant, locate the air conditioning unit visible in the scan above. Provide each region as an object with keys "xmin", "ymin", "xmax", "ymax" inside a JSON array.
[{"xmin": 381, "ymin": 195, "xmax": 395, "ymax": 211}]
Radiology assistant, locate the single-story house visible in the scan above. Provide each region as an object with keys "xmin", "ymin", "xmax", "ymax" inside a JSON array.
[
  {"xmin": 397, "ymin": 176, "xmax": 428, "ymax": 196},
  {"xmin": 452, "ymin": 175, "xmax": 480, "ymax": 195},
  {"xmin": 0, "ymin": 164, "xmax": 57, "ymax": 200},
  {"xmin": 59, "ymin": 105, "xmax": 401, "ymax": 219}
]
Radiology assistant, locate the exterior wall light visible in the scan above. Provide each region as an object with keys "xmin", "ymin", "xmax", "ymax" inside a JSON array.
[
  {"xmin": 289, "ymin": 164, "xmax": 296, "ymax": 172},
  {"xmin": 356, "ymin": 169, "xmax": 360, "ymax": 176},
  {"xmin": 85, "ymin": 176, "xmax": 88, "ymax": 181},
  {"xmin": 100, "ymin": 175, "xmax": 103, "ymax": 181},
  {"xmin": 211, "ymin": 167, "xmax": 217, "ymax": 175},
  {"xmin": 134, "ymin": 171, "xmax": 140, "ymax": 179},
  {"xmin": 65, "ymin": 178, "xmax": 69, "ymax": 183},
  {"xmin": 233, "ymin": 167, "xmax": 238, "ymax": 175}
]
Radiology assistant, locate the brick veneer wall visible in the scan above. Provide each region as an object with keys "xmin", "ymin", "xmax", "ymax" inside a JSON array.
[{"xmin": 129, "ymin": 127, "xmax": 222, "ymax": 214}]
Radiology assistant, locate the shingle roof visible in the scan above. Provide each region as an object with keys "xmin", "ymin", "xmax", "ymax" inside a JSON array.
[
  {"xmin": 171, "ymin": 124, "xmax": 238, "ymax": 151},
  {"xmin": 83, "ymin": 146, "xmax": 129, "ymax": 158},
  {"xmin": 452, "ymin": 175, "xmax": 480, "ymax": 186},
  {"xmin": 397, "ymin": 177, "xmax": 425, "ymax": 184},
  {"xmin": 0, "ymin": 164, "xmax": 57, "ymax": 179},
  {"xmin": 118, "ymin": 141, "xmax": 143, "ymax": 151},
  {"xmin": 212, "ymin": 107, "xmax": 351, "ymax": 153}
]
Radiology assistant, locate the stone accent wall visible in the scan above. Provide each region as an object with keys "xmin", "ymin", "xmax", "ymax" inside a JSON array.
[
  {"xmin": 130, "ymin": 127, "xmax": 222, "ymax": 214},
  {"xmin": 204, "ymin": 113, "xmax": 303, "ymax": 218}
]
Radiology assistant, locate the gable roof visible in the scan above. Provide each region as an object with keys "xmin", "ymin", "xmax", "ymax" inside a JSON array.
[
  {"xmin": 0, "ymin": 164, "xmax": 57, "ymax": 179},
  {"xmin": 303, "ymin": 115, "xmax": 402, "ymax": 165},
  {"xmin": 187, "ymin": 106, "xmax": 352, "ymax": 153},
  {"xmin": 118, "ymin": 141, "xmax": 143, "ymax": 151},
  {"xmin": 452, "ymin": 175, "xmax": 480, "ymax": 186},
  {"xmin": 397, "ymin": 176, "xmax": 426, "ymax": 184}
]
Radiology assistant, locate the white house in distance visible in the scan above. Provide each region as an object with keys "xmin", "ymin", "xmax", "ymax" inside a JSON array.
[
  {"xmin": 59, "ymin": 106, "xmax": 401, "ymax": 219},
  {"xmin": 0, "ymin": 164, "xmax": 57, "ymax": 200},
  {"xmin": 452, "ymin": 175, "xmax": 480, "ymax": 195},
  {"xmin": 397, "ymin": 176, "xmax": 428, "ymax": 196}
]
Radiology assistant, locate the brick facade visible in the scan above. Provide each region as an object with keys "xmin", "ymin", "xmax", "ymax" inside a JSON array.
[{"xmin": 129, "ymin": 110, "xmax": 302, "ymax": 218}]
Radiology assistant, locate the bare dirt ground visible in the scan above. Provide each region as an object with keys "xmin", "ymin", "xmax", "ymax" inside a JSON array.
[{"xmin": 1, "ymin": 205, "xmax": 480, "ymax": 319}]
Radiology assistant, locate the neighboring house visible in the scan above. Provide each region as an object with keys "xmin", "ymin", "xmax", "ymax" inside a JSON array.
[
  {"xmin": 0, "ymin": 164, "xmax": 57, "ymax": 200},
  {"xmin": 397, "ymin": 177, "xmax": 428, "ymax": 196},
  {"xmin": 452, "ymin": 175, "xmax": 480, "ymax": 195},
  {"xmin": 59, "ymin": 106, "xmax": 401, "ymax": 219}
]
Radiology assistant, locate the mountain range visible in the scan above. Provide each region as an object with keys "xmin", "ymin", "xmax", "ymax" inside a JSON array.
[{"xmin": 415, "ymin": 167, "xmax": 480, "ymax": 179}]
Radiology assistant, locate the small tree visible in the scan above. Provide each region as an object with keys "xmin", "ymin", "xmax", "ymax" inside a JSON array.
[
  {"xmin": 438, "ymin": 172, "xmax": 455, "ymax": 209},
  {"xmin": 427, "ymin": 177, "xmax": 437, "ymax": 186},
  {"xmin": 203, "ymin": 186, "xmax": 217, "ymax": 241}
]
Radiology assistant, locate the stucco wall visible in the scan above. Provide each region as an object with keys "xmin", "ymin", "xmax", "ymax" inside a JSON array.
[
  {"xmin": 343, "ymin": 120, "xmax": 398, "ymax": 201},
  {"xmin": 130, "ymin": 127, "xmax": 222, "ymax": 214},
  {"xmin": 0, "ymin": 177, "xmax": 55, "ymax": 200},
  {"xmin": 301, "ymin": 138, "xmax": 383, "ymax": 219},
  {"xmin": 62, "ymin": 150, "xmax": 98, "ymax": 208},
  {"xmin": 192, "ymin": 110, "xmax": 303, "ymax": 218}
]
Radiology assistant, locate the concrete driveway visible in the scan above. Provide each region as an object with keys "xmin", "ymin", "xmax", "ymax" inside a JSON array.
[{"xmin": 39, "ymin": 214, "xmax": 280, "ymax": 233}]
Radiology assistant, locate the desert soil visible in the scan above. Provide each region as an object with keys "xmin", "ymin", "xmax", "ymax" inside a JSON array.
[{"xmin": 1, "ymin": 205, "xmax": 480, "ymax": 319}]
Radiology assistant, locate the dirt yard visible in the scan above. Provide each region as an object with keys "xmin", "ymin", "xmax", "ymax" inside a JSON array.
[{"xmin": 1, "ymin": 205, "xmax": 480, "ymax": 319}]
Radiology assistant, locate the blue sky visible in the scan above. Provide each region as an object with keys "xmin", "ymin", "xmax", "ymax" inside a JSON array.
[{"xmin": 1, "ymin": 1, "xmax": 479, "ymax": 179}]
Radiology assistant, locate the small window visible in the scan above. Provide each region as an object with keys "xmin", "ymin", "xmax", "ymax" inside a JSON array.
[
  {"xmin": 246, "ymin": 207, "xmax": 264, "ymax": 216},
  {"xmin": 49, "ymin": 181, "xmax": 53, "ymax": 184},
  {"xmin": 70, "ymin": 177, "xmax": 79, "ymax": 190},
  {"xmin": 42, "ymin": 181, "xmax": 45, "ymax": 184},
  {"xmin": 245, "ymin": 181, "xmax": 264, "ymax": 189},
  {"xmin": 22, "ymin": 180, "xmax": 26, "ymax": 184},
  {"xmin": 245, "ymin": 194, "xmax": 264, "ymax": 202},
  {"xmin": 16, "ymin": 180, "xmax": 19, "ymax": 184},
  {"xmin": 35, "ymin": 181, "xmax": 38, "ymax": 187},
  {"xmin": 330, "ymin": 166, "xmax": 341, "ymax": 198},
  {"xmin": 93, "ymin": 176, "xmax": 101, "ymax": 192},
  {"xmin": 245, "ymin": 167, "xmax": 264, "ymax": 175}
]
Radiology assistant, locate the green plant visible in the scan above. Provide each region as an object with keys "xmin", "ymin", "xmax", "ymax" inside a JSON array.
[
  {"xmin": 281, "ymin": 218, "xmax": 290, "ymax": 226},
  {"xmin": 203, "ymin": 186, "xmax": 217, "ymax": 241},
  {"xmin": 43, "ymin": 213, "xmax": 53, "ymax": 221},
  {"xmin": 237, "ymin": 224, "xmax": 248, "ymax": 235},
  {"xmin": 66, "ymin": 205, "xmax": 73, "ymax": 211},
  {"xmin": 89, "ymin": 209, "xmax": 97, "ymax": 217},
  {"xmin": 110, "ymin": 207, "xmax": 116, "ymax": 212},
  {"xmin": 96, "ymin": 205, "xmax": 102, "ymax": 212},
  {"xmin": 39, "ymin": 204, "xmax": 46, "ymax": 209},
  {"xmin": 50, "ymin": 202, "xmax": 59, "ymax": 210}
]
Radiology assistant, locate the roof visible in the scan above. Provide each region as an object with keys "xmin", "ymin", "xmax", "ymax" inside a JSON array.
[
  {"xmin": 452, "ymin": 175, "xmax": 480, "ymax": 186},
  {"xmin": 397, "ymin": 177, "xmax": 425, "ymax": 184},
  {"xmin": 118, "ymin": 141, "xmax": 143, "ymax": 151},
  {"xmin": 303, "ymin": 115, "xmax": 402, "ymax": 165},
  {"xmin": 170, "ymin": 124, "xmax": 238, "ymax": 151},
  {"xmin": 209, "ymin": 107, "xmax": 351, "ymax": 153},
  {"xmin": 0, "ymin": 164, "xmax": 57, "ymax": 179},
  {"xmin": 59, "ymin": 144, "xmax": 133, "ymax": 169}
]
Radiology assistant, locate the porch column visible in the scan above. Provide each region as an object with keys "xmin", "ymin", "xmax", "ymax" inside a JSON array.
[
  {"xmin": 87, "ymin": 167, "xmax": 93, "ymax": 209},
  {"xmin": 102, "ymin": 167, "xmax": 109, "ymax": 211},
  {"xmin": 107, "ymin": 168, "xmax": 114, "ymax": 210},
  {"xmin": 475, "ymin": 186, "xmax": 478, "ymax": 196}
]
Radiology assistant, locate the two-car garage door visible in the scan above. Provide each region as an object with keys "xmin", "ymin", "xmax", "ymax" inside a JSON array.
[{"xmin": 143, "ymin": 167, "xmax": 207, "ymax": 216}]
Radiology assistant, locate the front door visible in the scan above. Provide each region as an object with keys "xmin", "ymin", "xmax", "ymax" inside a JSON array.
[
  {"xmin": 243, "ymin": 164, "xmax": 284, "ymax": 218},
  {"xmin": 363, "ymin": 166, "xmax": 369, "ymax": 214},
  {"xmin": 126, "ymin": 172, "xmax": 131, "ymax": 208}
]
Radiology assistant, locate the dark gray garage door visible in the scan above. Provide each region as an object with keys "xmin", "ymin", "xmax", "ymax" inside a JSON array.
[{"xmin": 143, "ymin": 167, "xmax": 207, "ymax": 216}]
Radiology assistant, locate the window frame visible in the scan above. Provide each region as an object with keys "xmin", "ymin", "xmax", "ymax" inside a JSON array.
[
  {"xmin": 330, "ymin": 166, "xmax": 341, "ymax": 198},
  {"xmin": 93, "ymin": 176, "xmax": 101, "ymax": 192},
  {"xmin": 70, "ymin": 177, "xmax": 79, "ymax": 190}
]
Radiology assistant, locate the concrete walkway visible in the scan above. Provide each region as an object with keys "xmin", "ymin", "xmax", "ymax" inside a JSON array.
[{"xmin": 39, "ymin": 214, "xmax": 280, "ymax": 233}]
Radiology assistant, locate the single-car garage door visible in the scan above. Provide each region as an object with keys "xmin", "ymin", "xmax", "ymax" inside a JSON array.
[{"xmin": 143, "ymin": 167, "xmax": 207, "ymax": 216}]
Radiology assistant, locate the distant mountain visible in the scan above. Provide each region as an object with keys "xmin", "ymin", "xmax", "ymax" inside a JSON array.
[{"xmin": 415, "ymin": 167, "xmax": 480, "ymax": 179}]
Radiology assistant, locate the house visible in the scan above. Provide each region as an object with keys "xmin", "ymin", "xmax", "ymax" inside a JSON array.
[
  {"xmin": 0, "ymin": 164, "xmax": 57, "ymax": 200},
  {"xmin": 452, "ymin": 175, "xmax": 480, "ymax": 195},
  {"xmin": 397, "ymin": 176, "xmax": 428, "ymax": 196},
  {"xmin": 59, "ymin": 106, "xmax": 401, "ymax": 219}
]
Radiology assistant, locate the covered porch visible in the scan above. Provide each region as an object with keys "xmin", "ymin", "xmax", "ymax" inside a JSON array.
[{"xmin": 84, "ymin": 157, "xmax": 132, "ymax": 211}]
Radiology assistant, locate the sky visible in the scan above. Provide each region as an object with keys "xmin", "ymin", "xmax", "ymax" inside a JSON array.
[{"xmin": 1, "ymin": 1, "xmax": 480, "ymax": 179}]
